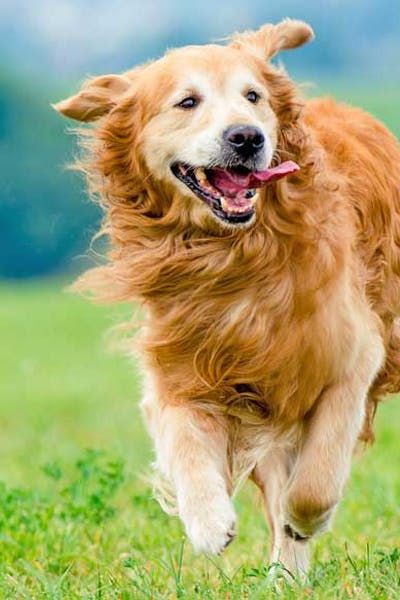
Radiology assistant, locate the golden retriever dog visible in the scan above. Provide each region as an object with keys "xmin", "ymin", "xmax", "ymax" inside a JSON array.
[{"xmin": 54, "ymin": 19, "xmax": 400, "ymax": 577}]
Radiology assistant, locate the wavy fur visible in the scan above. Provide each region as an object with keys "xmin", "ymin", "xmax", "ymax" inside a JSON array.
[
  {"xmin": 70, "ymin": 60, "xmax": 400, "ymax": 441},
  {"xmin": 56, "ymin": 21, "xmax": 400, "ymax": 572}
]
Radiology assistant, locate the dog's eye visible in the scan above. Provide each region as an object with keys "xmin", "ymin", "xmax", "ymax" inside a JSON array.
[
  {"xmin": 175, "ymin": 96, "xmax": 199, "ymax": 110},
  {"xmin": 246, "ymin": 90, "xmax": 260, "ymax": 104}
]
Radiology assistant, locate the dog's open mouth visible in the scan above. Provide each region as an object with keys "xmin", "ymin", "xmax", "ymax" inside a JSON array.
[{"xmin": 171, "ymin": 161, "xmax": 300, "ymax": 225}]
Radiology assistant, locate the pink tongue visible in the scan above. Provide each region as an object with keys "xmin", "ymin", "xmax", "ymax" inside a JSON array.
[{"xmin": 209, "ymin": 160, "xmax": 299, "ymax": 195}]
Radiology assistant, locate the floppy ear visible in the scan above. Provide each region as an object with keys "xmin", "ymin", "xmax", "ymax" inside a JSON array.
[
  {"xmin": 52, "ymin": 74, "xmax": 132, "ymax": 122},
  {"xmin": 230, "ymin": 19, "xmax": 314, "ymax": 61}
]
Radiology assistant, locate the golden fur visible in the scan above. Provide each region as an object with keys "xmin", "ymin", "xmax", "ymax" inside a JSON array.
[{"xmin": 55, "ymin": 19, "xmax": 400, "ymax": 576}]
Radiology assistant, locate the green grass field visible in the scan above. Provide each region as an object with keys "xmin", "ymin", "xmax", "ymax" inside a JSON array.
[
  {"xmin": 2, "ymin": 88, "xmax": 400, "ymax": 598},
  {"xmin": 1, "ymin": 283, "xmax": 400, "ymax": 599}
]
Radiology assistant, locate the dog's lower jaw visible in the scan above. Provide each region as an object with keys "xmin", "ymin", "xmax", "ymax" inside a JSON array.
[
  {"xmin": 184, "ymin": 191, "xmax": 257, "ymax": 233},
  {"xmin": 177, "ymin": 483, "xmax": 236, "ymax": 555}
]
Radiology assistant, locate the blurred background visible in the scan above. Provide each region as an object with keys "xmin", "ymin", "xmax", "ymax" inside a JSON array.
[
  {"xmin": 0, "ymin": 4, "xmax": 399, "ymax": 594},
  {"xmin": 1, "ymin": 0, "xmax": 399, "ymax": 280}
]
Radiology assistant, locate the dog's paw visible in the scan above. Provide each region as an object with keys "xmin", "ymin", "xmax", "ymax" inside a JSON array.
[
  {"xmin": 284, "ymin": 480, "xmax": 338, "ymax": 539},
  {"xmin": 283, "ymin": 523, "xmax": 310, "ymax": 542},
  {"xmin": 180, "ymin": 494, "xmax": 237, "ymax": 555},
  {"xmin": 283, "ymin": 500, "xmax": 335, "ymax": 539}
]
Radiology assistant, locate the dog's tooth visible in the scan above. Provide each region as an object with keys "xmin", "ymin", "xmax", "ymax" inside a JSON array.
[
  {"xmin": 220, "ymin": 197, "xmax": 228, "ymax": 211},
  {"xmin": 205, "ymin": 181, "xmax": 220, "ymax": 197},
  {"xmin": 195, "ymin": 167, "xmax": 207, "ymax": 183},
  {"xmin": 194, "ymin": 167, "xmax": 224, "ymax": 199}
]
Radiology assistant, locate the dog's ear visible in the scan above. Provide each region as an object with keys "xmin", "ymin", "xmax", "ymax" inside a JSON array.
[
  {"xmin": 52, "ymin": 74, "xmax": 132, "ymax": 122},
  {"xmin": 230, "ymin": 19, "xmax": 314, "ymax": 61}
]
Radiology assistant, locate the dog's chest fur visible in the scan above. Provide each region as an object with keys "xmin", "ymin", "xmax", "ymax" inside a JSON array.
[{"xmin": 145, "ymin": 251, "xmax": 363, "ymax": 426}]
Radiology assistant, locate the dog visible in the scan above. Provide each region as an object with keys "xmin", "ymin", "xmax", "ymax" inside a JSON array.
[{"xmin": 54, "ymin": 19, "xmax": 400, "ymax": 577}]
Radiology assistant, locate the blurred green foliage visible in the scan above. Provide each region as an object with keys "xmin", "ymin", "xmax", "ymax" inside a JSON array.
[{"xmin": 0, "ymin": 71, "xmax": 100, "ymax": 279}]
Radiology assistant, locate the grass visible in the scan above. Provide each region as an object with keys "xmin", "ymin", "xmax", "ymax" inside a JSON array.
[
  {"xmin": 0, "ymin": 281, "xmax": 399, "ymax": 599},
  {"xmin": 2, "ymin": 86, "xmax": 400, "ymax": 598}
]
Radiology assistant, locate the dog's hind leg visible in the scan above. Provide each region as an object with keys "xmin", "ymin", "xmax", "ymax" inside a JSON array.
[
  {"xmin": 141, "ymin": 385, "xmax": 235, "ymax": 554},
  {"xmin": 253, "ymin": 448, "xmax": 310, "ymax": 580}
]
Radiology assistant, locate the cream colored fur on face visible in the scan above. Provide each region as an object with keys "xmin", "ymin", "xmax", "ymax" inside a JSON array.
[{"xmin": 54, "ymin": 17, "xmax": 400, "ymax": 580}]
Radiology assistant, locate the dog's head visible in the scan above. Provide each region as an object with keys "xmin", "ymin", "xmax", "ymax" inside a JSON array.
[{"xmin": 54, "ymin": 20, "xmax": 313, "ymax": 230}]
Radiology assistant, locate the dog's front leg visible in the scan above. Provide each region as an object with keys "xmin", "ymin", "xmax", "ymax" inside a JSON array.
[
  {"xmin": 284, "ymin": 337, "xmax": 384, "ymax": 540},
  {"xmin": 145, "ymin": 399, "xmax": 235, "ymax": 554},
  {"xmin": 253, "ymin": 448, "xmax": 311, "ymax": 579}
]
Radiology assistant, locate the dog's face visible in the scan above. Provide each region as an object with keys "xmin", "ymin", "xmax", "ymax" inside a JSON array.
[
  {"xmin": 55, "ymin": 20, "xmax": 313, "ymax": 229},
  {"xmin": 140, "ymin": 46, "xmax": 279, "ymax": 227}
]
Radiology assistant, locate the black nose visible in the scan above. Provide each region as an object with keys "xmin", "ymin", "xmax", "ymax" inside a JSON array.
[{"xmin": 223, "ymin": 125, "xmax": 265, "ymax": 158}]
